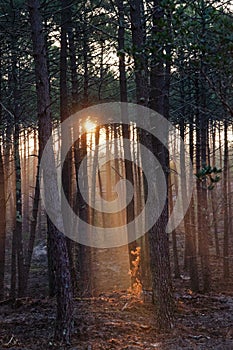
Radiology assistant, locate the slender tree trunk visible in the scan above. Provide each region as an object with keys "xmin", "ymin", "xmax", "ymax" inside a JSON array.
[
  {"xmin": 83, "ymin": 2, "xmax": 89, "ymax": 107},
  {"xmin": 187, "ymin": 113, "xmax": 199, "ymax": 291},
  {"xmin": 60, "ymin": 0, "xmax": 77, "ymax": 293},
  {"xmin": 0, "ymin": 144, "xmax": 6, "ymax": 300},
  {"xmin": 74, "ymin": 132, "xmax": 91, "ymax": 295},
  {"xmin": 0, "ymin": 47, "xmax": 6, "ymax": 300},
  {"xmin": 67, "ymin": 23, "xmax": 79, "ymax": 112},
  {"xmin": 117, "ymin": 0, "xmax": 127, "ymax": 103},
  {"xmin": 195, "ymin": 56, "xmax": 211, "ymax": 292},
  {"xmin": 211, "ymin": 122, "xmax": 220, "ymax": 256},
  {"xmin": 118, "ymin": 0, "xmax": 138, "ymax": 286},
  {"xmin": 223, "ymin": 120, "xmax": 229, "ymax": 278},
  {"xmin": 98, "ymin": 38, "xmax": 104, "ymax": 101},
  {"xmin": 168, "ymin": 168, "xmax": 180, "ymax": 279},
  {"xmin": 23, "ymin": 160, "xmax": 40, "ymax": 292},
  {"xmin": 12, "ymin": 54, "xmax": 25, "ymax": 297},
  {"xmin": 129, "ymin": 0, "xmax": 148, "ymax": 105}
]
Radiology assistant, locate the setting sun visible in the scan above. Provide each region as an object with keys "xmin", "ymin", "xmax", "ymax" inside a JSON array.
[{"xmin": 84, "ymin": 118, "xmax": 96, "ymax": 132}]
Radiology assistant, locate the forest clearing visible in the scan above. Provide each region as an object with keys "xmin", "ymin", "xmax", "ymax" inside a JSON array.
[{"xmin": 0, "ymin": 0, "xmax": 233, "ymax": 349}]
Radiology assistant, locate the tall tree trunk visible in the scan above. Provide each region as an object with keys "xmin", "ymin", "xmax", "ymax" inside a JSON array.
[
  {"xmin": 187, "ymin": 113, "xmax": 199, "ymax": 291},
  {"xmin": 0, "ymin": 46, "xmax": 6, "ymax": 301},
  {"xmin": 117, "ymin": 0, "xmax": 127, "ymax": 103},
  {"xmin": 198, "ymin": 0, "xmax": 211, "ymax": 292},
  {"xmin": 118, "ymin": 0, "xmax": 139, "ymax": 287},
  {"xmin": 195, "ymin": 56, "xmax": 211, "ymax": 292},
  {"xmin": 67, "ymin": 23, "xmax": 79, "ymax": 112},
  {"xmin": 223, "ymin": 120, "xmax": 229, "ymax": 278},
  {"xmin": 67, "ymin": 3, "xmax": 80, "ymax": 292},
  {"xmin": 28, "ymin": 0, "xmax": 73, "ymax": 342},
  {"xmin": 210, "ymin": 122, "xmax": 220, "ymax": 256},
  {"xmin": 129, "ymin": 0, "xmax": 148, "ymax": 105},
  {"xmin": 0, "ymin": 146, "xmax": 6, "ymax": 300},
  {"xmin": 12, "ymin": 55, "xmax": 25, "ymax": 297},
  {"xmin": 74, "ymin": 132, "xmax": 91, "ymax": 295},
  {"xmin": 60, "ymin": 0, "xmax": 77, "ymax": 293},
  {"xmin": 98, "ymin": 38, "xmax": 104, "ymax": 101},
  {"xmin": 83, "ymin": 2, "xmax": 89, "ymax": 107},
  {"xmin": 149, "ymin": 0, "xmax": 174, "ymax": 331},
  {"xmin": 130, "ymin": 0, "xmax": 173, "ymax": 330},
  {"xmin": 23, "ymin": 160, "xmax": 40, "ymax": 292},
  {"xmin": 168, "ymin": 167, "xmax": 180, "ymax": 279}
]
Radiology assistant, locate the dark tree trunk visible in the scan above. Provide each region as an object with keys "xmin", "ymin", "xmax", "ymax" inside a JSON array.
[
  {"xmin": 0, "ymin": 145, "xmax": 6, "ymax": 300},
  {"xmin": 129, "ymin": 0, "xmax": 148, "ymax": 105},
  {"xmin": 83, "ymin": 2, "xmax": 89, "ymax": 107},
  {"xmin": 129, "ymin": 0, "xmax": 174, "ymax": 329},
  {"xmin": 118, "ymin": 0, "xmax": 140, "ymax": 287},
  {"xmin": 60, "ymin": 0, "xmax": 77, "ymax": 293},
  {"xmin": 67, "ymin": 23, "xmax": 79, "ymax": 112},
  {"xmin": 0, "ymin": 47, "xmax": 6, "ymax": 301},
  {"xmin": 180, "ymin": 120, "xmax": 199, "ymax": 290},
  {"xmin": 148, "ymin": 0, "xmax": 174, "ymax": 331},
  {"xmin": 117, "ymin": 0, "xmax": 127, "ymax": 103},
  {"xmin": 210, "ymin": 122, "xmax": 220, "ymax": 256},
  {"xmin": 74, "ymin": 132, "xmax": 91, "ymax": 295},
  {"xmin": 12, "ymin": 55, "xmax": 25, "ymax": 297},
  {"xmin": 195, "ymin": 71, "xmax": 211, "ymax": 292},
  {"xmin": 223, "ymin": 120, "xmax": 229, "ymax": 279},
  {"xmin": 28, "ymin": 0, "xmax": 73, "ymax": 342},
  {"xmin": 187, "ymin": 113, "xmax": 199, "ymax": 292},
  {"xmin": 23, "ymin": 160, "xmax": 40, "ymax": 292},
  {"xmin": 168, "ymin": 171, "xmax": 180, "ymax": 279}
]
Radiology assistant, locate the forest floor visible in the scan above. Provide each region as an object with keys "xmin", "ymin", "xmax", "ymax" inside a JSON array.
[{"xmin": 0, "ymin": 244, "xmax": 233, "ymax": 349}]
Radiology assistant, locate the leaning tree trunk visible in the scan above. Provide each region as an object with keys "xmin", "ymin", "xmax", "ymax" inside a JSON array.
[{"xmin": 28, "ymin": 0, "xmax": 73, "ymax": 343}]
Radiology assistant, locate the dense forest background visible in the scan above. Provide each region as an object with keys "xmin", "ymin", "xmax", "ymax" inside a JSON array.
[{"xmin": 0, "ymin": 0, "xmax": 232, "ymax": 348}]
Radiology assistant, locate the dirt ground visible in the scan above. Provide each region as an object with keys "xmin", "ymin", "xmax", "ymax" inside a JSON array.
[
  {"xmin": 0, "ymin": 288, "xmax": 233, "ymax": 349},
  {"xmin": 1, "ymin": 240, "xmax": 233, "ymax": 349},
  {"xmin": 0, "ymin": 271, "xmax": 233, "ymax": 349}
]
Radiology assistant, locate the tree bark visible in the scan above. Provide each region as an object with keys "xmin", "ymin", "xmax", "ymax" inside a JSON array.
[
  {"xmin": 0, "ymin": 46, "xmax": 6, "ymax": 301},
  {"xmin": 223, "ymin": 120, "xmax": 229, "ymax": 279},
  {"xmin": 0, "ymin": 145, "xmax": 6, "ymax": 300},
  {"xmin": 28, "ymin": 0, "xmax": 73, "ymax": 342},
  {"xmin": 148, "ymin": 0, "xmax": 174, "ymax": 331},
  {"xmin": 12, "ymin": 56, "xmax": 25, "ymax": 297},
  {"xmin": 129, "ymin": 0, "xmax": 148, "ymax": 105}
]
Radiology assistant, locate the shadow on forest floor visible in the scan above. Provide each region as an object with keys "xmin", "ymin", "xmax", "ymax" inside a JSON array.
[
  {"xmin": 1, "ymin": 241, "xmax": 233, "ymax": 349},
  {"xmin": 0, "ymin": 286, "xmax": 233, "ymax": 349}
]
